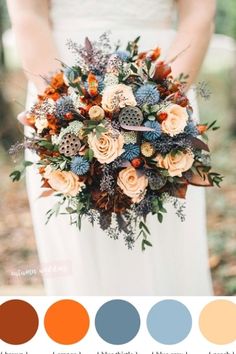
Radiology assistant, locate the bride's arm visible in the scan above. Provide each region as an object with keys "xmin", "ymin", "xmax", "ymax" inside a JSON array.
[
  {"xmin": 167, "ymin": 0, "xmax": 216, "ymax": 89},
  {"xmin": 7, "ymin": 0, "xmax": 60, "ymax": 92}
]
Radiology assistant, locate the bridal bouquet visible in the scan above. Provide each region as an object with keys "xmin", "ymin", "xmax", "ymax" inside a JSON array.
[{"xmin": 10, "ymin": 34, "xmax": 223, "ymax": 249}]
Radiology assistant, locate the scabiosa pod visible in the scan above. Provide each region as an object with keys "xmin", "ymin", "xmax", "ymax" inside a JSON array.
[
  {"xmin": 115, "ymin": 50, "xmax": 131, "ymax": 62},
  {"xmin": 121, "ymin": 144, "xmax": 140, "ymax": 161},
  {"xmin": 184, "ymin": 121, "xmax": 199, "ymax": 137},
  {"xmin": 55, "ymin": 96, "xmax": 75, "ymax": 119},
  {"xmin": 71, "ymin": 156, "xmax": 90, "ymax": 175},
  {"xmin": 143, "ymin": 120, "xmax": 161, "ymax": 141},
  {"xmin": 135, "ymin": 84, "xmax": 160, "ymax": 106}
]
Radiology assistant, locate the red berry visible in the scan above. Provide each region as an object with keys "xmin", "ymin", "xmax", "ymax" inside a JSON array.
[
  {"xmin": 131, "ymin": 158, "xmax": 143, "ymax": 168},
  {"xmin": 64, "ymin": 112, "xmax": 73, "ymax": 120},
  {"xmin": 158, "ymin": 112, "xmax": 168, "ymax": 122}
]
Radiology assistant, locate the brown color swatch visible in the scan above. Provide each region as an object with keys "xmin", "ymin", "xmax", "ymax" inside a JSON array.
[
  {"xmin": 0, "ymin": 299, "xmax": 39, "ymax": 344},
  {"xmin": 44, "ymin": 299, "xmax": 90, "ymax": 345}
]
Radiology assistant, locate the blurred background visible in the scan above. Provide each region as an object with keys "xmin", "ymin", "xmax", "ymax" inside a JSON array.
[{"xmin": 0, "ymin": 0, "xmax": 235, "ymax": 295}]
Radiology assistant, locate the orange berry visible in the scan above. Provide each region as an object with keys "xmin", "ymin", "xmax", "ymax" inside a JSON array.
[{"xmin": 131, "ymin": 158, "xmax": 143, "ymax": 168}]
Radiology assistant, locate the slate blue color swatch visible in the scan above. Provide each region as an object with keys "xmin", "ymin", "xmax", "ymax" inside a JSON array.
[{"xmin": 95, "ymin": 299, "xmax": 140, "ymax": 345}]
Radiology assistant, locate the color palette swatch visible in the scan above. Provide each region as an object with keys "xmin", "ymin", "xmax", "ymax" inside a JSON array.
[
  {"xmin": 147, "ymin": 299, "xmax": 192, "ymax": 345},
  {"xmin": 0, "ymin": 299, "xmax": 39, "ymax": 345},
  {"xmin": 44, "ymin": 299, "xmax": 90, "ymax": 345},
  {"xmin": 95, "ymin": 299, "xmax": 140, "ymax": 344},
  {"xmin": 199, "ymin": 300, "xmax": 236, "ymax": 345},
  {"xmin": 1, "ymin": 298, "xmax": 236, "ymax": 348}
]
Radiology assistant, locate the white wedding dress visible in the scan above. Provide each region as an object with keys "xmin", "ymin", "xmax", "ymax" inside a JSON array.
[{"xmin": 25, "ymin": 0, "xmax": 213, "ymax": 295}]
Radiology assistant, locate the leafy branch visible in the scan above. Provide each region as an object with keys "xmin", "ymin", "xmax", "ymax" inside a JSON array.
[
  {"xmin": 138, "ymin": 220, "xmax": 153, "ymax": 251},
  {"xmin": 9, "ymin": 161, "xmax": 33, "ymax": 182},
  {"xmin": 151, "ymin": 197, "xmax": 167, "ymax": 223},
  {"xmin": 45, "ymin": 195, "xmax": 66, "ymax": 224},
  {"xmin": 83, "ymin": 120, "xmax": 107, "ymax": 138}
]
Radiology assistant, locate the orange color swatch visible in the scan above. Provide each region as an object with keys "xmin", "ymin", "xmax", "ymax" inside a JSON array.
[
  {"xmin": 44, "ymin": 299, "xmax": 90, "ymax": 345},
  {"xmin": 199, "ymin": 300, "xmax": 236, "ymax": 345}
]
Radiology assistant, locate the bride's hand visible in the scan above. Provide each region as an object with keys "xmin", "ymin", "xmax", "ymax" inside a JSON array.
[
  {"xmin": 167, "ymin": 0, "xmax": 216, "ymax": 90},
  {"xmin": 17, "ymin": 111, "xmax": 34, "ymax": 127},
  {"xmin": 7, "ymin": 0, "xmax": 60, "ymax": 93}
]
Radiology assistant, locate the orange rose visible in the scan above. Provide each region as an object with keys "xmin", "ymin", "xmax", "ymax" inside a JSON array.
[
  {"xmin": 117, "ymin": 166, "xmax": 148, "ymax": 203},
  {"xmin": 101, "ymin": 84, "xmax": 137, "ymax": 112},
  {"xmin": 88, "ymin": 128, "xmax": 124, "ymax": 164},
  {"xmin": 44, "ymin": 166, "xmax": 84, "ymax": 196},
  {"xmin": 156, "ymin": 150, "xmax": 194, "ymax": 177},
  {"xmin": 161, "ymin": 104, "xmax": 188, "ymax": 136}
]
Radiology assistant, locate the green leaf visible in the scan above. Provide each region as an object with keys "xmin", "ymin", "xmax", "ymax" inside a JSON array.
[
  {"xmin": 77, "ymin": 214, "xmax": 82, "ymax": 230},
  {"xmin": 38, "ymin": 140, "xmax": 55, "ymax": 151},
  {"xmin": 142, "ymin": 103, "xmax": 150, "ymax": 114},
  {"xmin": 96, "ymin": 126, "xmax": 107, "ymax": 133},
  {"xmin": 144, "ymin": 239, "xmax": 153, "ymax": 247},
  {"xmin": 23, "ymin": 161, "xmax": 33, "ymax": 167},
  {"xmin": 139, "ymin": 221, "xmax": 151, "ymax": 235},
  {"xmin": 159, "ymin": 206, "xmax": 167, "ymax": 213},
  {"xmin": 60, "ymin": 160, "xmax": 67, "ymax": 170},
  {"xmin": 130, "ymin": 64, "xmax": 138, "ymax": 73},
  {"xmin": 10, "ymin": 160, "xmax": 34, "ymax": 182},
  {"xmin": 9, "ymin": 170, "xmax": 21, "ymax": 182},
  {"xmin": 66, "ymin": 207, "xmax": 76, "ymax": 214},
  {"xmin": 157, "ymin": 213, "xmax": 163, "ymax": 223},
  {"xmin": 84, "ymin": 148, "xmax": 94, "ymax": 161},
  {"xmin": 150, "ymin": 105, "xmax": 160, "ymax": 113},
  {"xmin": 207, "ymin": 120, "xmax": 217, "ymax": 130},
  {"xmin": 202, "ymin": 133, "xmax": 209, "ymax": 141},
  {"xmin": 145, "ymin": 59, "xmax": 152, "ymax": 72},
  {"xmin": 142, "ymin": 239, "xmax": 153, "ymax": 251}
]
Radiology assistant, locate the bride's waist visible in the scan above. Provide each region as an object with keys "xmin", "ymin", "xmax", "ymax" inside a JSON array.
[{"xmin": 51, "ymin": 14, "xmax": 173, "ymax": 31}]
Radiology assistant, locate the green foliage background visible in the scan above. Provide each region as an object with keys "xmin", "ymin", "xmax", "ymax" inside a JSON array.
[{"xmin": 216, "ymin": 0, "xmax": 236, "ymax": 38}]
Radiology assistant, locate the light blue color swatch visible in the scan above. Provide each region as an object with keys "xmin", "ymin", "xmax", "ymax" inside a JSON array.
[{"xmin": 147, "ymin": 300, "xmax": 192, "ymax": 344}]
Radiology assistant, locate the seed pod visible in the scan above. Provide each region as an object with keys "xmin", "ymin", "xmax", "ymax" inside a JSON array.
[
  {"xmin": 59, "ymin": 133, "xmax": 81, "ymax": 157},
  {"xmin": 141, "ymin": 142, "xmax": 155, "ymax": 157},
  {"xmin": 119, "ymin": 106, "xmax": 144, "ymax": 126}
]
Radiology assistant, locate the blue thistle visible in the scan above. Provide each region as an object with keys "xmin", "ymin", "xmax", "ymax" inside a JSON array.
[
  {"xmin": 143, "ymin": 120, "xmax": 161, "ymax": 141},
  {"xmin": 135, "ymin": 84, "xmax": 160, "ymax": 106},
  {"xmin": 121, "ymin": 144, "xmax": 140, "ymax": 161},
  {"xmin": 115, "ymin": 50, "xmax": 131, "ymax": 62},
  {"xmin": 71, "ymin": 156, "xmax": 90, "ymax": 175},
  {"xmin": 184, "ymin": 121, "xmax": 199, "ymax": 137},
  {"xmin": 55, "ymin": 96, "xmax": 74, "ymax": 119}
]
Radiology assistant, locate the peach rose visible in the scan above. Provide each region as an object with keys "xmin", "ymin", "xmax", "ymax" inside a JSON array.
[
  {"xmin": 44, "ymin": 166, "xmax": 84, "ymax": 196},
  {"xmin": 161, "ymin": 104, "xmax": 188, "ymax": 136},
  {"xmin": 89, "ymin": 105, "xmax": 105, "ymax": 121},
  {"xmin": 117, "ymin": 166, "xmax": 148, "ymax": 203},
  {"xmin": 88, "ymin": 128, "xmax": 124, "ymax": 164},
  {"xmin": 156, "ymin": 150, "xmax": 194, "ymax": 177},
  {"xmin": 101, "ymin": 84, "xmax": 137, "ymax": 112}
]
